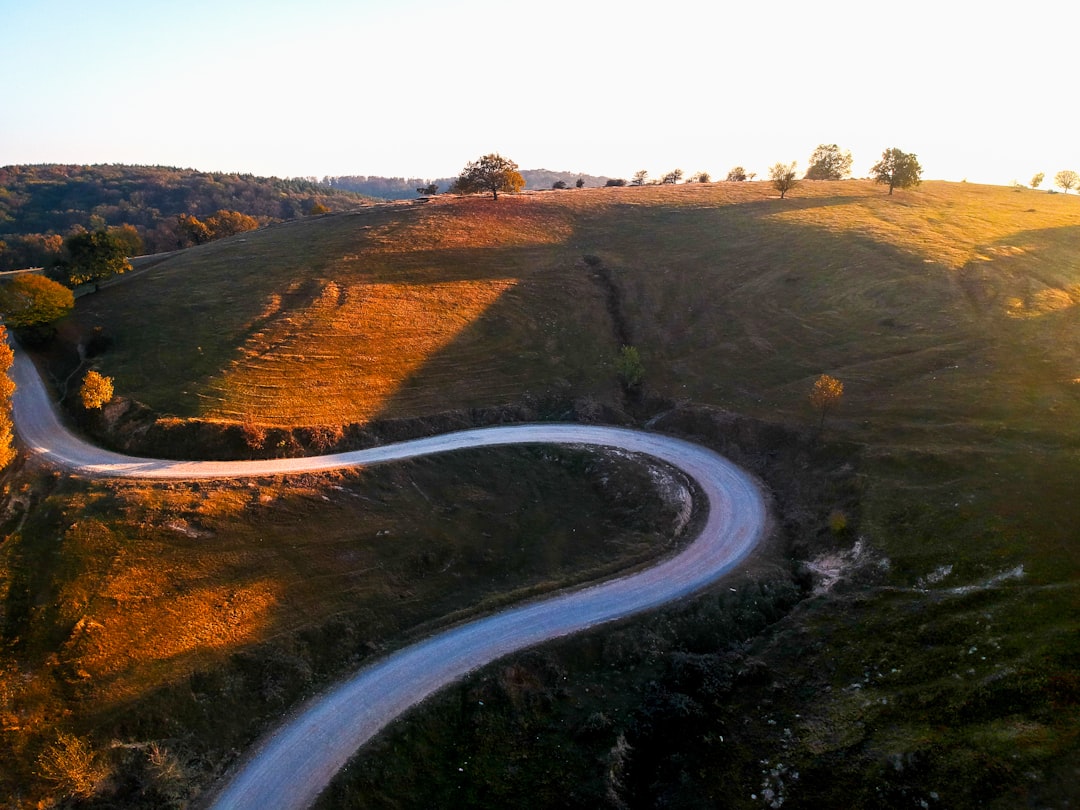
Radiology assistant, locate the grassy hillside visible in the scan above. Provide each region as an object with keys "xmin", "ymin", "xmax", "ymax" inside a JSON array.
[{"xmin": 6, "ymin": 180, "xmax": 1080, "ymax": 807}]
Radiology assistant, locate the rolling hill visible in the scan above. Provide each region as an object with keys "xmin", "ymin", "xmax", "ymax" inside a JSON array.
[{"xmin": 5, "ymin": 179, "xmax": 1080, "ymax": 808}]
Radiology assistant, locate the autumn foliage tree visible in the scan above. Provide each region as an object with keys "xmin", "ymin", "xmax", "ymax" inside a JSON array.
[
  {"xmin": 450, "ymin": 154, "xmax": 525, "ymax": 200},
  {"xmin": 1054, "ymin": 170, "xmax": 1079, "ymax": 194},
  {"xmin": 80, "ymin": 370, "xmax": 114, "ymax": 410},
  {"xmin": 177, "ymin": 210, "xmax": 259, "ymax": 246},
  {"xmin": 0, "ymin": 274, "xmax": 74, "ymax": 328},
  {"xmin": 0, "ymin": 326, "xmax": 15, "ymax": 470},
  {"xmin": 809, "ymin": 373, "xmax": 844, "ymax": 430}
]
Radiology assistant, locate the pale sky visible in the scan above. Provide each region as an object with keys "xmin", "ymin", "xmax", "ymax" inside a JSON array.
[{"xmin": 1, "ymin": 0, "xmax": 1075, "ymax": 186}]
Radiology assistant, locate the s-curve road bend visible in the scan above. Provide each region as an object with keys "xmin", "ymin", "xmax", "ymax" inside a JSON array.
[{"xmin": 9, "ymin": 344, "xmax": 769, "ymax": 810}]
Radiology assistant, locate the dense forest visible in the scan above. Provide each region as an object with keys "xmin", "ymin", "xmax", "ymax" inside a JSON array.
[
  {"xmin": 323, "ymin": 169, "xmax": 612, "ymax": 199},
  {"xmin": 0, "ymin": 165, "xmax": 371, "ymax": 270}
]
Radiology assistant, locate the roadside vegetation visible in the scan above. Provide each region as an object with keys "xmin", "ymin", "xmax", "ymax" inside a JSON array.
[{"xmin": 2, "ymin": 179, "xmax": 1079, "ymax": 807}]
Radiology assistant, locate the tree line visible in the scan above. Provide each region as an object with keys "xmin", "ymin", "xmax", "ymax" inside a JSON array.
[{"xmin": 0, "ymin": 165, "xmax": 368, "ymax": 271}]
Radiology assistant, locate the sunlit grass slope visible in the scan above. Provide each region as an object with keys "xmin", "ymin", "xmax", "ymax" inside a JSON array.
[{"xmin": 77, "ymin": 182, "xmax": 1080, "ymax": 439}]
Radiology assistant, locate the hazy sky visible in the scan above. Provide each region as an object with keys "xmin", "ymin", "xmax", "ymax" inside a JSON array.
[{"xmin": 1, "ymin": 0, "xmax": 1074, "ymax": 185}]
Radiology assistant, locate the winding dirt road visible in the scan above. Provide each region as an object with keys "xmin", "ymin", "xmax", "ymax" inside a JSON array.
[{"xmin": 9, "ymin": 346, "xmax": 768, "ymax": 809}]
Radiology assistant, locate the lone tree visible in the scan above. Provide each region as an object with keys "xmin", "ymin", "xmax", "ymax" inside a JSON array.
[
  {"xmin": 1030, "ymin": 172, "xmax": 1044, "ymax": 189},
  {"xmin": 450, "ymin": 153, "xmax": 525, "ymax": 200},
  {"xmin": 80, "ymin": 370, "xmax": 114, "ymax": 410},
  {"xmin": 60, "ymin": 230, "xmax": 131, "ymax": 287},
  {"xmin": 0, "ymin": 274, "xmax": 74, "ymax": 328},
  {"xmin": 661, "ymin": 168, "xmax": 683, "ymax": 184},
  {"xmin": 725, "ymin": 166, "xmax": 748, "ymax": 182},
  {"xmin": 552, "ymin": 180, "xmax": 568, "ymax": 190},
  {"xmin": 416, "ymin": 183, "xmax": 439, "ymax": 196},
  {"xmin": 805, "ymin": 144, "xmax": 853, "ymax": 180},
  {"xmin": 631, "ymin": 170, "xmax": 649, "ymax": 186},
  {"xmin": 575, "ymin": 177, "xmax": 585, "ymax": 188},
  {"xmin": 769, "ymin": 161, "xmax": 800, "ymax": 199},
  {"xmin": 1054, "ymin": 170, "xmax": 1079, "ymax": 194},
  {"xmin": 810, "ymin": 373, "xmax": 844, "ymax": 430},
  {"xmin": 871, "ymin": 148, "xmax": 923, "ymax": 194}
]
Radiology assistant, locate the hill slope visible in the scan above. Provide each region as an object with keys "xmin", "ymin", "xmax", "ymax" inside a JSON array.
[{"xmin": 21, "ymin": 180, "xmax": 1080, "ymax": 807}]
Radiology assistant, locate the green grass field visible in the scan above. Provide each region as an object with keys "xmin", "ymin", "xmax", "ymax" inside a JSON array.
[{"xmin": 5, "ymin": 180, "xmax": 1080, "ymax": 807}]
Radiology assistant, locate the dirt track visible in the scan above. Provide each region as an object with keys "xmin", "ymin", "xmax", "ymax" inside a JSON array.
[{"xmin": 9, "ymin": 345, "xmax": 768, "ymax": 810}]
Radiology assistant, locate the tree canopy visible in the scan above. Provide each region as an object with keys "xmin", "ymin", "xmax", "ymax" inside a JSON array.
[
  {"xmin": 0, "ymin": 274, "xmax": 75, "ymax": 328},
  {"xmin": 80, "ymin": 370, "xmax": 114, "ymax": 410},
  {"xmin": 1054, "ymin": 170, "xmax": 1079, "ymax": 194},
  {"xmin": 60, "ymin": 230, "xmax": 132, "ymax": 287},
  {"xmin": 725, "ymin": 167, "xmax": 748, "ymax": 182},
  {"xmin": 769, "ymin": 162, "xmax": 800, "ymax": 199},
  {"xmin": 0, "ymin": 325, "xmax": 14, "ymax": 470},
  {"xmin": 809, "ymin": 373, "xmax": 844, "ymax": 430},
  {"xmin": 805, "ymin": 144, "xmax": 853, "ymax": 180},
  {"xmin": 450, "ymin": 154, "xmax": 525, "ymax": 200},
  {"xmin": 871, "ymin": 148, "xmax": 923, "ymax": 194}
]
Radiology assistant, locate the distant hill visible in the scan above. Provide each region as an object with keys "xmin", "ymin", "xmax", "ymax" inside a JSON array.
[
  {"xmin": 0, "ymin": 164, "xmax": 371, "ymax": 270},
  {"xmin": 322, "ymin": 169, "xmax": 613, "ymax": 199}
]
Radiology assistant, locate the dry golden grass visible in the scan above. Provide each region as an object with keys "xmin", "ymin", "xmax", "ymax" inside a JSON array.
[{"xmin": 203, "ymin": 278, "xmax": 517, "ymax": 425}]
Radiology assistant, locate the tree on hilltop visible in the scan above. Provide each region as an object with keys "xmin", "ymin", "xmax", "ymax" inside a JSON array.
[
  {"xmin": 1054, "ymin": 170, "xmax": 1079, "ymax": 194},
  {"xmin": 1030, "ymin": 172, "xmax": 1044, "ymax": 189},
  {"xmin": 631, "ymin": 170, "xmax": 649, "ymax": 186},
  {"xmin": 450, "ymin": 154, "xmax": 525, "ymax": 200},
  {"xmin": 769, "ymin": 161, "xmax": 800, "ymax": 199},
  {"xmin": 725, "ymin": 167, "xmax": 748, "ymax": 182},
  {"xmin": 871, "ymin": 148, "xmax": 923, "ymax": 194},
  {"xmin": 805, "ymin": 144, "xmax": 853, "ymax": 180}
]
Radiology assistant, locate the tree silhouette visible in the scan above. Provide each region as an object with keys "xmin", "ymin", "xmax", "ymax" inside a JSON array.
[
  {"xmin": 450, "ymin": 154, "xmax": 525, "ymax": 200},
  {"xmin": 871, "ymin": 148, "xmax": 923, "ymax": 194}
]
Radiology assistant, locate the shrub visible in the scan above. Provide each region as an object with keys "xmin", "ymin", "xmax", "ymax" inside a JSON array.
[
  {"xmin": 605, "ymin": 178, "xmax": 627, "ymax": 187},
  {"xmin": 829, "ymin": 509, "xmax": 848, "ymax": 534},
  {"xmin": 37, "ymin": 732, "xmax": 111, "ymax": 799},
  {"xmin": 80, "ymin": 370, "xmax": 114, "ymax": 410},
  {"xmin": 0, "ymin": 326, "xmax": 14, "ymax": 469},
  {"xmin": 615, "ymin": 345, "xmax": 645, "ymax": 390}
]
